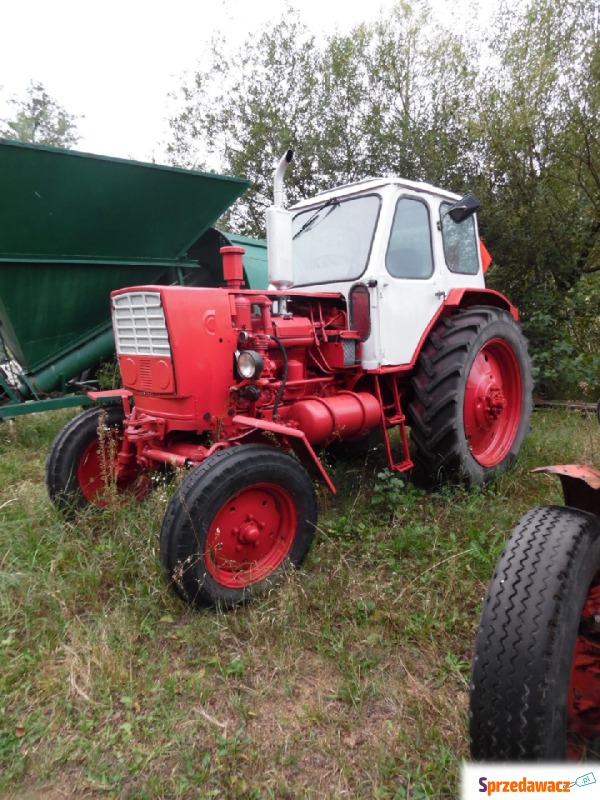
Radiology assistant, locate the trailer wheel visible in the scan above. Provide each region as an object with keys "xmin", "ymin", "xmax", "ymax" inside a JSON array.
[
  {"xmin": 160, "ymin": 445, "xmax": 317, "ymax": 609},
  {"xmin": 46, "ymin": 405, "xmax": 148, "ymax": 515},
  {"xmin": 470, "ymin": 505, "xmax": 600, "ymax": 761},
  {"xmin": 407, "ymin": 306, "xmax": 532, "ymax": 485}
]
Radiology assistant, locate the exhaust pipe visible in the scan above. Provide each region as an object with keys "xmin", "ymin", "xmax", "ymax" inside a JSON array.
[
  {"xmin": 266, "ymin": 149, "xmax": 294, "ymax": 293},
  {"xmin": 273, "ymin": 149, "xmax": 294, "ymax": 208}
]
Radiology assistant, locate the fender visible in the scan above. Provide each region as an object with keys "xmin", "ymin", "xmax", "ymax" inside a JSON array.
[
  {"xmin": 232, "ymin": 414, "xmax": 336, "ymax": 494},
  {"xmin": 532, "ymin": 465, "xmax": 600, "ymax": 517},
  {"xmin": 444, "ymin": 287, "xmax": 518, "ymax": 320}
]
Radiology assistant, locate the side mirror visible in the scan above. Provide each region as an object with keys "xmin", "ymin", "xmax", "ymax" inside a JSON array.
[{"xmin": 446, "ymin": 193, "xmax": 480, "ymax": 223}]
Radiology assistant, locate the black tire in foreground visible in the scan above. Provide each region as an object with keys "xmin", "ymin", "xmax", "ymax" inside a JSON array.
[
  {"xmin": 470, "ymin": 505, "xmax": 600, "ymax": 761},
  {"xmin": 407, "ymin": 306, "xmax": 533, "ymax": 486},
  {"xmin": 46, "ymin": 405, "xmax": 147, "ymax": 515},
  {"xmin": 160, "ymin": 444, "xmax": 318, "ymax": 609}
]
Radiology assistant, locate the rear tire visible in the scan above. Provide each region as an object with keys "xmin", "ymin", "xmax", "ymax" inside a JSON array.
[
  {"xmin": 407, "ymin": 306, "xmax": 532, "ymax": 485},
  {"xmin": 470, "ymin": 505, "xmax": 600, "ymax": 760},
  {"xmin": 160, "ymin": 445, "xmax": 318, "ymax": 609},
  {"xmin": 46, "ymin": 405, "xmax": 147, "ymax": 516}
]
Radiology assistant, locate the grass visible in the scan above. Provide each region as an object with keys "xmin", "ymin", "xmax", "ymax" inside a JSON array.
[{"xmin": 0, "ymin": 408, "xmax": 598, "ymax": 799}]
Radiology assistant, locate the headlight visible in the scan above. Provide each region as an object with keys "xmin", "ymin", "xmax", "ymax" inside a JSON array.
[{"xmin": 236, "ymin": 350, "xmax": 264, "ymax": 379}]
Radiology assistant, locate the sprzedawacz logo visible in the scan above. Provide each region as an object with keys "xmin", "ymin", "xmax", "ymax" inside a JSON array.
[{"xmin": 478, "ymin": 773, "xmax": 596, "ymax": 794}]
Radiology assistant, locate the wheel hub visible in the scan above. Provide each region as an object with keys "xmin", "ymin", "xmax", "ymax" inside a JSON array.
[
  {"xmin": 78, "ymin": 433, "xmax": 148, "ymax": 504},
  {"xmin": 480, "ymin": 384, "xmax": 506, "ymax": 423},
  {"xmin": 567, "ymin": 582, "xmax": 600, "ymax": 757},
  {"xmin": 206, "ymin": 483, "xmax": 297, "ymax": 587},
  {"xmin": 235, "ymin": 516, "xmax": 265, "ymax": 545},
  {"xmin": 464, "ymin": 338, "xmax": 522, "ymax": 467}
]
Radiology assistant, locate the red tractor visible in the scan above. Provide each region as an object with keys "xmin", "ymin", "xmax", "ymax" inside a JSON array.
[
  {"xmin": 46, "ymin": 151, "xmax": 533, "ymax": 608},
  {"xmin": 470, "ymin": 463, "xmax": 600, "ymax": 761}
]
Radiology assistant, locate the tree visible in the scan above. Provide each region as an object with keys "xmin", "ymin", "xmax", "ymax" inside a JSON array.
[
  {"xmin": 472, "ymin": 0, "xmax": 600, "ymax": 397},
  {"xmin": 168, "ymin": 13, "xmax": 324, "ymax": 235},
  {"xmin": 167, "ymin": 2, "xmax": 476, "ymax": 236},
  {"xmin": 0, "ymin": 81, "xmax": 80, "ymax": 148}
]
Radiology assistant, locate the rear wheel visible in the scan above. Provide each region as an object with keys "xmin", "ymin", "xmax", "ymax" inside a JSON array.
[
  {"xmin": 470, "ymin": 505, "xmax": 600, "ymax": 760},
  {"xmin": 160, "ymin": 445, "xmax": 318, "ymax": 609},
  {"xmin": 46, "ymin": 405, "xmax": 148, "ymax": 515},
  {"xmin": 408, "ymin": 306, "xmax": 532, "ymax": 485}
]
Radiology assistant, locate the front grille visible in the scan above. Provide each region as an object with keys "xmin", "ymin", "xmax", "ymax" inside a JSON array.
[{"xmin": 112, "ymin": 291, "xmax": 171, "ymax": 357}]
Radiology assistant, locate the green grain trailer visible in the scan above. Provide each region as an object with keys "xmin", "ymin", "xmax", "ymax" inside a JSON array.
[{"xmin": 0, "ymin": 139, "xmax": 266, "ymax": 418}]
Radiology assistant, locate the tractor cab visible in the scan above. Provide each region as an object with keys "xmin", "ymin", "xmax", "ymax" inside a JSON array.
[{"xmin": 287, "ymin": 179, "xmax": 484, "ymax": 368}]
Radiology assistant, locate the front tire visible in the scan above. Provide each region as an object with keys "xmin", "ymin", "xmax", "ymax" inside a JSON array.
[
  {"xmin": 470, "ymin": 505, "xmax": 600, "ymax": 760},
  {"xmin": 160, "ymin": 445, "xmax": 318, "ymax": 609},
  {"xmin": 408, "ymin": 306, "xmax": 533, "ymax": 485},
  {"xmin": 46, "ymin": 405, "xmax": 147, "ymax": 515}
]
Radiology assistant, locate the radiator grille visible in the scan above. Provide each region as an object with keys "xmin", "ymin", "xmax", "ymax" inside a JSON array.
[{"xmin": 112, "ymin": 292, "xmax": 171, "ymax": 357}]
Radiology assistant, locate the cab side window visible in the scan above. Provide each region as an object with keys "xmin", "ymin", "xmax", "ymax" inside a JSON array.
[
  {"xmin": 440, "ymin": 201, "xmax": 480, "ymax": 274},
  {"xmin": 386, "ymin": 197, "xmax": 434, "ymax": 279}
]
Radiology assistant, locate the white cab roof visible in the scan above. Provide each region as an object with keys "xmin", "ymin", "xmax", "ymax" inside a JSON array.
[{"xmin": 290, "ymin": 177, "xmax": 462, "ymax": 211}]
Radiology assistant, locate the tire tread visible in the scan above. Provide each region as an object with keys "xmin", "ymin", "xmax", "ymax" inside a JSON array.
[{"xmin": 470, "ymin": 505, "xmax": 600, "ymax": 760}]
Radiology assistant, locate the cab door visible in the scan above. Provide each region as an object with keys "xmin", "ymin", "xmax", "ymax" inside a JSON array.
[{"xmin": 376, "ymin": 194, "xmax": 446, "ymax": 366}]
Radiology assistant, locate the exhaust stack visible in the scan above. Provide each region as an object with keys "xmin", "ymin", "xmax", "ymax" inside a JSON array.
[{"xmin": 266, "ymin": 149, "xmax": 294, "ymax": 293}]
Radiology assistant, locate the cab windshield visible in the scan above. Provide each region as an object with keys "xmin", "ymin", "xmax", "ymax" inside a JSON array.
[{"xmin": 291, "ymin": 194, "xmax": 380, "ymax": 286}]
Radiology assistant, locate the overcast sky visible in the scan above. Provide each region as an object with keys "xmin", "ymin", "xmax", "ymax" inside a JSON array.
[{"xmin": 1, "ymin": 0, "xmax": 488, "ymax": 164}]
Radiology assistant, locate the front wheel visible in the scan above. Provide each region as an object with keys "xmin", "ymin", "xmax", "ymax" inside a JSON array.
[
  {"xmin": 470, "ymin": 505, "xmax": 600, "ymax": 760},
  {"xmin": 159, "ymin": 444, "xmax": 318, "ymax": 609},
  {"xmin": 407, "ymin": 306, "xmax": 533, "ymax": 486},
  {"xmin": 46, "ymin": 405, "xmax": 148, "ymax": 515}
]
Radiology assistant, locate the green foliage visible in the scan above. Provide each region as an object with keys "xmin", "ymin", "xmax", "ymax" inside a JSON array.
[
  {"xmin": 370, "ymin": 469, "xmax": 407, "ymax": 511},
  {"xmin": 0, "ymin": 81, "xmax": 80, "ymax": 148},
  {"xmin": 471, "ymin": 0, "xmax": 600, "ymax": 397},
  {"xmin": 486, "ymin": 265, "xmax": 600, "ymax": 399},
  {"xmin": 518, "ymin": 273, "xmax": 600, "ymax": 398},
  {"xmin": 95, "ymin": 358, "xmax": 122, "ymax": 391}
]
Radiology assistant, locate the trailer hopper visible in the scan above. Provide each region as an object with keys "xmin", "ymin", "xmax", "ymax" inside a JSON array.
[{"xmin": 0, "ymin": 139, "xmax": 264, "ymax": 417}]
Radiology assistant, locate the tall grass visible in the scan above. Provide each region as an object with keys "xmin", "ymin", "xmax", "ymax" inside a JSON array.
[{"xmin": 0, "ymin": 408, "xmax": 598, "ymax": 798}]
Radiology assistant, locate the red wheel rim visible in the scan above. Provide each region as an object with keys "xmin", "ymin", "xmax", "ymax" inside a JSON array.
[
  {"xmin": 77, "ymin": 433, "xmax": 147, "ymax": 506},
  {"xmin": 463, "ymin": 338, "xmax": 522, "ymax": 467},
  {"xmin": 205, "ymin": 483, "xmax": 297, "ymax": 588},
  {"xmin": 567, "ymin": 579, "xmax": 600, "ymax": 759}
]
